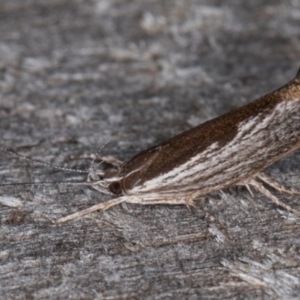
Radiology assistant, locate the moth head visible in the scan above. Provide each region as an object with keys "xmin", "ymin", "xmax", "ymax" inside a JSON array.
[{"xmin": 102, "ymin": 168, "xmax": 123, "ymax": 195}]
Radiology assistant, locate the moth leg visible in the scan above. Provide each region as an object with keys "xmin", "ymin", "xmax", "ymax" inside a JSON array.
[
  {"xmin": 245, "ymin": 184, "xmax": 254, "ymax": 197},
  {"xmin": 53, "ymin": 193, "xmax": 195, "ymax": 224},
  {"xmin": 53, "ymin": 196, "xmax": 129, "ymax": 224},
  {"xmin": 53, "ymin": 193, "xmax": 193, "ymax": 224},
  {"xmin": 125, "ymin": 193, "xmax": 232, "ymax": 239},
  {"xmin": 249, "ymin": 179, "xmax": 300, "ymax": 215},
  {"xmin": 256, "ymin": 172, "xmax": 300, "ymax": 195},
  {"xmin": 124, "ymin": 193, "xmax": 198, "ymax": 206},
  {"xmin": 190, "ymin": 201, "xmax": 233, "ymax": 240},
  {"xmin": 89, "ymin": 183, "xmax": 113, "ymax": 195}
]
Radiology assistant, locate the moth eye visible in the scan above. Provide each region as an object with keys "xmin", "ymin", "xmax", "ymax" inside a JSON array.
[{"xmin": 108, "ymin": 181, "xmax": 122, "ymax": 195}]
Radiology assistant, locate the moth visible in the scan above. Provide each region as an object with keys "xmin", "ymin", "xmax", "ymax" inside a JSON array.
[{"xmin": 3, "ymin": 67, "xmax": 300, "ymax": 224}]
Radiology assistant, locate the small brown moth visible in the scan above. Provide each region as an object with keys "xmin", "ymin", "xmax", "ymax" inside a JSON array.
[
  {"xmin": 2, "ymin": 67, "xmax": 300, "ymax": 224},
  {"xmin": 51, "ymin": 67, "xmax": 300, "ymax": 223}
]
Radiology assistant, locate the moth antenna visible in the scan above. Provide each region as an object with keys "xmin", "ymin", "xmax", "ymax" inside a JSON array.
[
  {"xmin": 90, "ymin": 140, "xmax": 111, "ymax": 167},
  {"xmin": 0, "ymin": 178, "xmax": 112, "ymax": 195},
  {"xmin": 0, "ymin": 145, "xmax": 88, "ymax": 174},
  {"xmin": 0, "ymin": 181, "xmax": 94, "ymax": 187},
  {"xmin": 190, "ymin": 201, "xmax": 233, "ymax": 240}
]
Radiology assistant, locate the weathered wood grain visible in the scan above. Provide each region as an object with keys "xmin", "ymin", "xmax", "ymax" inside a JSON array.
[{"xmin": 1, "ymin": 0, "xmax": 300, "ymax": 299}]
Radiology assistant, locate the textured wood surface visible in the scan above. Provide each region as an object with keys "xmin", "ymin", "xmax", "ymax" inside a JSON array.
[{"xmin": 1, "ymin": 1, "xmax": 300, "ymax": 299}]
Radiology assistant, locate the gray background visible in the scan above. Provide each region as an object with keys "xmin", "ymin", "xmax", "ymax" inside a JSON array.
[{"xmin": 1, "ymin": 0, "xmax": 300, "ymax": 299}]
